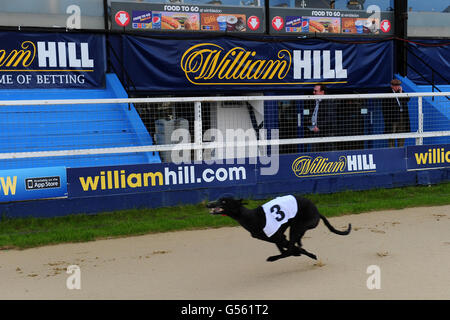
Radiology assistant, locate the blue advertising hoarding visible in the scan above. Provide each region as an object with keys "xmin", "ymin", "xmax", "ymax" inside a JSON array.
[
  {"xmin": 67, "ymin": 147, "xmax": 406, "ymax": 199},
  {"xmin": 2, "ymin": 146, "xmax": 448, "ymax": 218},
  {"xmin": 258, "ymin": 147, "xmax": 406, "ymax": 181},
  {"xmin": 112, "ymin": 35, "xmax": 393, "ymax": 92},
  {"xmin": 4, "ymin": 146, "xmax": 447, "ymax": 204},
  {"xmin": 0, "ymin": 32, "xmax": 105, "ymax": 89},
  {"xmin": 67, "ymin": 162, "xmax": 257, "ymax": 198},
  {"xmin": 0, "ymin": 167, "xmax": 67, "ymax": 203}
]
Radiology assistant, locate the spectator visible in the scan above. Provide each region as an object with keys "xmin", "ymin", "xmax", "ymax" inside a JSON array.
[
  {"xmin": 303, "ymin": 84, "xmax": 337, "ymax": 152},
  {"xmin": 382, "ymin": 79, "xmax": 411, "ymax": 148}
]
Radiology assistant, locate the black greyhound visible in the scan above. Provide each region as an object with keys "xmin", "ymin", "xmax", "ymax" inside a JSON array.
[{"xmin": 207, "ymin": 195, "xmax": 351, "ymax": 262}]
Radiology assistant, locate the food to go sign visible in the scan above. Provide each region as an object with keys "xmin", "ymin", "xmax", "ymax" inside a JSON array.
[{"xmin": 110, "ymin": 1, "xmax": 265, "ymax": 34}]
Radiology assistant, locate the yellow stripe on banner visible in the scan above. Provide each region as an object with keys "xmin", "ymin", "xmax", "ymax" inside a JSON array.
[
  {"xmin": 295, "ymin": 170, "xmax": 377, "ymax": 178},
  {"xmin": 185, "ymin": 81, "xmax": 348, "ymax": 85}
]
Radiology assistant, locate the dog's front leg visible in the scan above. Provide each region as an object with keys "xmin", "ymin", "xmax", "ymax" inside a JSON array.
[
  {"xmin": 267, "ymin": 240, "xmax": 298, "ymax": 262},
  {"xmin": 297, "ymin": 247, "xmax": 317, "ymax": 260},
  {"xmin": 266, "ymin": 234, "xmax": 302, "ymax": 261},
  {"xmin": 270, "ymin": 234, "xmax": 289, "ymax": 254},
  {"xmin": 266, "ymin": 249, "xmax": 295, "ymax": 262},
  {"xmin": 275, "ymin": 242, "xmax": 287, "ymax": 254},
  {"xmin": 271, "ymin": 234, "xmax": 301, "ymax": 254},
  {"xmin": 276, "ymin": 241, "xmax": 302, "ymax": 256},
  {"xmin": 250, "ymin": 233, "xmax": 288, "ymax": 256}
]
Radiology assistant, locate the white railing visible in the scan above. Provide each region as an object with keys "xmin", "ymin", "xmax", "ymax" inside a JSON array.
[{"xmin": 0, "ymin": 92, "xmax": 449, "ymax": 162}]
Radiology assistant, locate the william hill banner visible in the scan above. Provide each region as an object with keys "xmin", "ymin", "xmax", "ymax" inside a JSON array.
[
  {"xmin": 0, "ymin": 32, "xmax": 105, "ymax": 89},
  {"xmin": 117, "ymin": 36, "xmax": 393, "ymax": 92},
  {"xmin": 258, "ymin": 147, "xmax": 406, "ymax": 183}
]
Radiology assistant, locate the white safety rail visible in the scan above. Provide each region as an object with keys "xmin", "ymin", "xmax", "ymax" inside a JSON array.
[{"xmin": 0, "ymin": 92, "xmax": 449, "ymax": 163}]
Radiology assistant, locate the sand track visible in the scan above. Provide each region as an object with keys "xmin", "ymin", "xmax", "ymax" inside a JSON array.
[{"xmin": 1, "ymin": 205, "xmax": 449, "ymax": 299}]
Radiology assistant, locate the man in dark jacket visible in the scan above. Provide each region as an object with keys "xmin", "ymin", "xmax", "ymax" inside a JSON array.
[
  {"xmin": 382, "ymin": 79, "xmax": 411, "ymax": 148},
  {"xmin": 303, "ymin": 84, "xmax": 337, "ymax": 152}
]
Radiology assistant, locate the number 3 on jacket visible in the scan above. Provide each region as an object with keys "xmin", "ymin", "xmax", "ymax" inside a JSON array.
[{"xmin": 261, "ymin": 195, "xmax": 298, "ymax": 237}]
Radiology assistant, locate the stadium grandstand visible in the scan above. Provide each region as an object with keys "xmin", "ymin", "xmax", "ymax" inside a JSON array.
[{"xmin": 0, "ymin": 0, "xmax": 448, "ymax": 217}]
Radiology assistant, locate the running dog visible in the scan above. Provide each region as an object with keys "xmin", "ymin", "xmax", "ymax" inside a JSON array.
[{"xmin": 207, "ymin": 195, "xmax": 351, "ymax": 262}]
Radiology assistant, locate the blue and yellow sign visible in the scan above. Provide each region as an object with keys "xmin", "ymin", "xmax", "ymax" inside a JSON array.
[
  {"xmin": 0, "ymin": 167, "xmax": 67, "ymax": 203},
  {"xmin": 0, "ymin": 32, "xmax": 105, "ymax": 89},
  {"xmin": 67, "ymin": 162, "xmax": 256, "ymax": 198},
  {"xmin": 115, "ymin": 36, "xmax": 393, "ymax": 92},
  {"xmin": 407, "ymin": 144, "xmax": 450, "ymax": 170}
]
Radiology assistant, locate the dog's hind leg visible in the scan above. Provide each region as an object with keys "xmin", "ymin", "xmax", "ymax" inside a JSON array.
[
  {"xmin": 294, "ymin": 214, "xmax": 320, "ymax": 247},
  {"xmin": 293, "ymin": 227, "xmax": 318, "ymax": 260},
  {"xmin": 295, "ymin": 229, "xmax": 307, "ymax": 248}
]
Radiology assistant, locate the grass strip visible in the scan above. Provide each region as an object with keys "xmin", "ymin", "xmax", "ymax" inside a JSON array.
[{"xmin": 0, "ymin": 182, "xmax": 449, "ymax": 250}]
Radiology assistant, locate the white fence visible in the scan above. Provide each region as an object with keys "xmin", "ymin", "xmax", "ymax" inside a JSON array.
[{"xmin": 0, "ymin": 92, "xmax": 449, "ymax": 164}]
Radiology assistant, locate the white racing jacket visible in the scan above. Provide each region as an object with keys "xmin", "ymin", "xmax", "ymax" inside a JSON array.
[{"xmin": 261, "ymin": 195, "xmax": 298, "ymax": 237}]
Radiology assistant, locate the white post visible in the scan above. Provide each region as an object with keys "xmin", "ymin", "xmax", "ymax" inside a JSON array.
[
  {"xmin": 194, "ymin": 101, "xmax": 203, "ymax": 161},
  {"xmin": 416, "ymin": 96, "xmax": 423, "ymax": 145}
]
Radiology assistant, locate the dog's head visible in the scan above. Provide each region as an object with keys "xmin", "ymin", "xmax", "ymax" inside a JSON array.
[{"xmin": 206, "ymin": 197, "xmax": 245, "ymax": 218}]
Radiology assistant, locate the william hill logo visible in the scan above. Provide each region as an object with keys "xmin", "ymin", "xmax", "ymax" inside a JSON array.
[
  {"xmin": 180, "ymin": 43, "xmax": 347, "ymax": 85},
  {"xmin": 0, "ymin": 41, "xmax": 94, "ymax": 70},
  {"xmin": 292, "ymin": 154, "xmax": 376, "ymax": 178}
]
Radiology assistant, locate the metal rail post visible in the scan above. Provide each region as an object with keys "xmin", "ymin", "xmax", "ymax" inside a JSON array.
[
  {"xmin": 416, "ymin": 96, "xmax": 423, "ymax": 145},
  {"xmin": 194, "ymin": 101, "xmax": 203, "ymax": 161}
]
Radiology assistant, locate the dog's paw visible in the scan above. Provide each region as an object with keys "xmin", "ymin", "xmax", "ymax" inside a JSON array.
[
  {"xmin": 311, "ymin": 254, "xmax": 317, "ymax": 260},
  {"xmin": 266, "ymin": 256, "xmax": 279, "ymax": 262},
  {"xmin": 292, "ymin": 247, "xmax": 302, "ymax": 256}
]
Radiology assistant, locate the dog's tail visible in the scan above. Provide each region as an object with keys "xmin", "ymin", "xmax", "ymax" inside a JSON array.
[{"xmin": 320, "ymin": 214, "xmax": 351, "ymax": 235}]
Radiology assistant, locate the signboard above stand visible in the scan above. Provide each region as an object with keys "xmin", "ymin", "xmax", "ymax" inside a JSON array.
[
  {"xmin": 268, "ymin": 1, "xmax": 395, "ymax": 36},
  {"xmin": 110, "ymin": 1, "xmax": 266, "ymax": 34},
  {"xmin": 269, "ymin": 7, "xmax": 394, "ymax": 36}
]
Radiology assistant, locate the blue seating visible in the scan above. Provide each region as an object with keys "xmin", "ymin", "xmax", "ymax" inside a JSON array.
[
  {"xmin": 0, "ymin": 73, "xmax": 160, "ymax": 170},
  {"xmin": 396, "ymin": 76, "xmax": 450, "ymax": 145}
]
